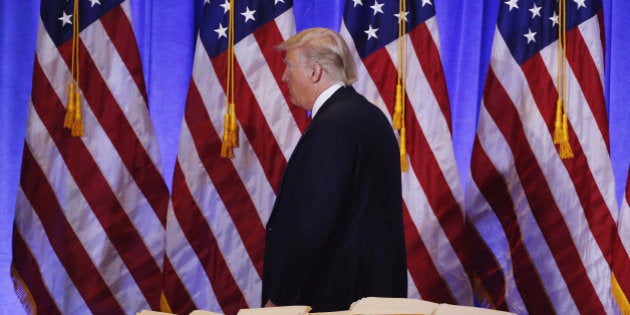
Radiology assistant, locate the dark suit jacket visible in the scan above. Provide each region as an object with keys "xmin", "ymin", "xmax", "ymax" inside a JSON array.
[{"xmin": 262, "ymin": 86, "xmax": 407, "ymax": 312}]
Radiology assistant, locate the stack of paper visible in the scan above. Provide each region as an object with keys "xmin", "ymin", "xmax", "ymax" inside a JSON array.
[
  {"xmin": 190, "ymin": 310, "xmax": 224, "ymax": 315},
  {"xmin": 237, "ymin": 305, "xmax": 312, "ymax": 315},
  {"xmin": 349, "ymin": 297, "xmax": 439, "ymax": 314},
  {"xmin": 138, "ymin": 297, "xmax": 516, "ymax": 315},
  {"xmin": 137, "ymin": 311, "xmax": 178, "ymax": 315}
]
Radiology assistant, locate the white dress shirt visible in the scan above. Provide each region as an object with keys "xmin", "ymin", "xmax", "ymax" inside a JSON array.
[{"xmin": 311, "ymin": 82, "xmax": 344, "ymax": 119}]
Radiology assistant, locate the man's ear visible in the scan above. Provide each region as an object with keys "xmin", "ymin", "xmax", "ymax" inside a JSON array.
[{"xmin": 310, "ymin": 63, "xmax": 323, "ymax": 82}]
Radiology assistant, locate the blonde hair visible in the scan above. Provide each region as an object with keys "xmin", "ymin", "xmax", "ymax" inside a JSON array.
[{"xmin": 277, "ymin": 28, "xmax": 357, "ymax": 84}]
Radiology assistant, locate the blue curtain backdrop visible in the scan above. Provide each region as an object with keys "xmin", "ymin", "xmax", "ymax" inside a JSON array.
[{"xmin": 1, "ymin": 1, "xmax": 628, "ymax": 313}]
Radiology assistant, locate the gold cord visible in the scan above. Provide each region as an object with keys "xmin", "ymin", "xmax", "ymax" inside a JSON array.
[
  {"xmin": 221, "ymin": 0, "xmax": 239, "ymax": 158},
  {"xmin": 554, "ymin": 0, "xmax": 573, "ymax": 158},
  {"xmin": 394, "ymin": 0, "xmax": 408, "ymax": 171},
  {"xmin": 64, "ymin": 0, "xmax": 84, "ymax": 137}
]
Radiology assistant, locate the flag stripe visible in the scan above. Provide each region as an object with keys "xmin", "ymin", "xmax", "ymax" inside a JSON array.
[
  {"xmin": 99, "ymin": 5, "xmax": 148, "ymax": 102},
  {"xmin": 409, "ymin": 23, "xmax": 451, "ymax": 132},
  {"xmin": 465, "ymin": 224, "xmax": 510, "ymax": 311},
  {"xmin": 14, "ymin": 185, "xmax": 98, "ymax": 314},
  {"xmin": 402, "ymin": 204, "xmax": 455, "ymax": 304},
  {"xmin": 18, "ymin": 144, "xmax": 124, "ymax": 314},
  {"xmin": 33, "ymin": 50, "xmax": 163, "ymax": 310},
  {"xmin": 12, "ymin": 226, "xmax": 63, "ymax": 315},
  {"xmin": 162, "ymin": 257, "xmax": 197, "ymax": 312},
  {"xmin": 469, "ymin": 136, "xmax": 554, "ymax": 313},
  {"xmin": 483, "ymin": 67, "xmax": 605, "ymax": 314},
  {"xmin": 171, "ymin": 161, "xmax": 248, "ymax": 315},
  {"xmin": 568, "ymin": 23, "xmax": 608, "ymax": 147}
]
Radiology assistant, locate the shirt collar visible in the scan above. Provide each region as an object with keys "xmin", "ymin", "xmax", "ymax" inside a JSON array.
[{"xmin": 311, "ymin": 82, "xmax": 344, "ymax": 119}]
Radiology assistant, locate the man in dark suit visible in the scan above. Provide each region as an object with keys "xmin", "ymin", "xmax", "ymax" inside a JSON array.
[{"xmin": 262, "ymin": 27, "xmax": 407, "ymax": 312}]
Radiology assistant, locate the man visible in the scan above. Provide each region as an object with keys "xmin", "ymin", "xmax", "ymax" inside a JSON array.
[{"xmin": 262, "ymin": 28, "xmax": 407, "ymax": 312}]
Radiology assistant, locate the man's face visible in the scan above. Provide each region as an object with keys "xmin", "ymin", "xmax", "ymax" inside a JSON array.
[{"xmin": 282, "ymin": 48, "xmax": 314, "ymax": 111}]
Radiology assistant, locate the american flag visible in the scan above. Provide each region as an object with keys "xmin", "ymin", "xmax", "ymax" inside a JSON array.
[
  {"xmin": 341, "ymin": 0, "xmax": 474, "ymax": 305},
  {"xmin": 467, "ymin": 0, "xmax": 628, "ymax": 313},
  {"xmin": 161, "ymin": 0, "xmax": 306, "ymax": 314},
  {"xmin": 11, "ymin": 0, "xmax": 169, "ymax": 314}
]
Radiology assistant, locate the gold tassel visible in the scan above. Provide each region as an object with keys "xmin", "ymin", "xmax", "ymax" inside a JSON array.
[
  {"xmin": 558, "ymin": 113, "xmax": 573, "ymax": 158},
  {"xmin": 228, "ymin": 102, "xmax": 239, "ymax": 147},
  {"xmin": 399, "ymin": 126, "xmax": 408, "ymax": 172},
  {"xmin": 220, "ymin": 112, "xmax": 233, "ymax": 158},
  {"xmin": 71, "ymin": 90, "xmax": 84, "ymax": 137},
  {"xmin": 64, "ymin": 82, "xmax": 76, "ymax": 128},
  {"xmin": 393, "ymin": 83, "xmax": 403, "ymax": 130},
  {"xmin": 553, "ymin": 99, "xmax": 563, "ymax": 144}
]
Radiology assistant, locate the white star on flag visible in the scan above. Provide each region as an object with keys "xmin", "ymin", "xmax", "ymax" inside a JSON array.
[
  {"xmin": 524, "ymin": 27, "xmax": 537, "ymax": 43},
  {"xmin": 394, "ymin": 11, "xmax": 409, "ymax": 23},
  {"xmin": 241, "ymin": 6, "xmax": 256, "ymax": 22},
  {"xmin": 89, "ymin": 0, "xmax": 101, "ymax": 7},
  {"xmin": 220, "ymin": 0, "xmax": 230, "ymax": 13},
  {"xmin": 353, "ymin": 0, "xmax": 363, "ymax": 7},
  {"xmin": 529, "ymin": 3, "xmax": 542, "ymax": 18},
  {"xmin": 574, "ymin": 0, "xmax": 586, "ymax": 8},
  {"xmin": 549, "ymin": 11, "xmax": 559, "ymax": 27},
  {"xmin": 421, "ymin": 0, "xmax": 433, "ymax": 7},
  {"xmin": 370, "ymin": 0, "xmax": 384, "ymax": 15},
  {"xmin": 274, "ymin": 0, "xmax": 285, "ymax": 4},
  {"xmin": 214, "ymin": 23, "xmax": 227, "ymax": 39},
  {"xmin": 364, "ymin": 24, "xmax": 378, "ymax": 39},
  {"xmin": 505, "ymin": 0, "xmax": 519, "ymax": 11},
  {"xmin": 58, "ymin": 11, "xmax": 72, "ymax": 26}
]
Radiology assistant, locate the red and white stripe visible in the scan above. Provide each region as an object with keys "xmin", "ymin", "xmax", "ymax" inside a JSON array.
[
  {"xmin": 162, "ymin": 9, "xmax": 307, "ymax": 315},
  {"xmin": 340, "ymin": 15, "xmax": 474, "ymax": 306},
  {"xmin": 468, "ymin": 12, "xmax": 624, "ymax": 313},
  {"xmin": 12, "ymin": 1, "xmax": 169, "ymax": 314}
]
